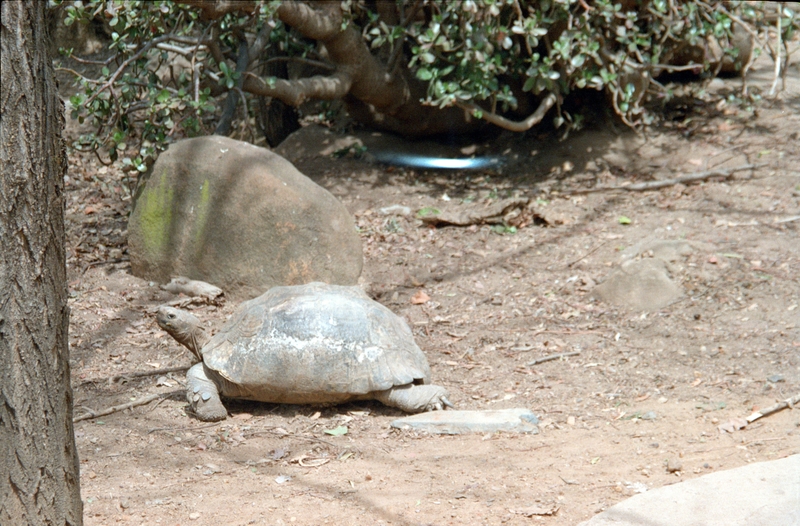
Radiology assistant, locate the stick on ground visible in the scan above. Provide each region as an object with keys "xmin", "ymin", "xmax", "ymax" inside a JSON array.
[
  {"xmin": 528, "ymin": 351, "xmax": 581, "ymax": 366},
  {"xmin": 565, "ymin": 163, "xmax": 766, "ymax": 195},
  {"xmin": 79, "ymin": 365, "xmax": 191, "ymax": 386},
  {"xmin": 73, "ymin": 391, "xmax": 182, "ymax": 423},
  {"xmin": 746, "ymin": 393, "xmax": 800, "ymax": 424}
]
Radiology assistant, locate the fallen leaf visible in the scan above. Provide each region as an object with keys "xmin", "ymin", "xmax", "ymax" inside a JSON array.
[
  {"xmin": 410, "ymin": 290, "xmax": 430, "ymax": 304},
  {"xmin": 323, "ymin": 426, "xmax": 348, "ymax": 436},
  {"xmin": 618, "ymin": 216, "xmax": 632, "ymax": 225},
  {"xmin": 718, "ymin": 418, "xmax": 748, "ymax": 433}
]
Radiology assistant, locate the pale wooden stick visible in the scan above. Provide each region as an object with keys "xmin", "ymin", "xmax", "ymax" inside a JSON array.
[{"xmin": 746, "ymin": 393, "xmax": 800, "ymax": 424}]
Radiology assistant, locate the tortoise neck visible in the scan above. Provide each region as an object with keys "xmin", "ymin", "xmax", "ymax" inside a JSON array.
[{"xmin": 187, "ymin": 327, "xmax": 207, "ymax": 361}]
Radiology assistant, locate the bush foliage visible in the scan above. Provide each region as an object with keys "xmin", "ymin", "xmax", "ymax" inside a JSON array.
[{"xmin": 54, "ymin": 1, "xmax": 796, "ymax": 169}]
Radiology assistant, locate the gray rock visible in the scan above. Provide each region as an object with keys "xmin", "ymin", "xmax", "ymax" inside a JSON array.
[
  {"xmin": 579, "ymin": 454, "xmax": 800, "ymax": 526},
  {"xmin": 128, "ymin": 136, "xmax": 362, "ymax": 299},
  {"xmin": 391, "ymin": 408, "xmax": 539, "ymax": 435},
  {"xmin": 593, "ymin": 258, "xmax": 682, "ymax": 311}
]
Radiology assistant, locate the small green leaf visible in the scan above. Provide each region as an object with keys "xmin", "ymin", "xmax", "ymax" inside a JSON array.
[
  {"xmin": 324, "ymin": 426, "xmax": 348, "ymax": 436},
  {"xmin": 416, "ymin": 68, "xmax": 433, "ymax": 81},
  {"xmin": 618, "ymin": 216, "xmax": 632, "ymax": 225},
  {"xmin": 522, "ymin": 77, "xmax": 536, "ymax": 92},
  {"xmin": 417, "ymin": 207, "xmax": 440, "ymax": 218}
]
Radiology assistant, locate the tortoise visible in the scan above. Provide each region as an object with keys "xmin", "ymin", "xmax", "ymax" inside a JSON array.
[{"xmin": 156, "ymin": 282, "xmax": 452, "ymax": 421}]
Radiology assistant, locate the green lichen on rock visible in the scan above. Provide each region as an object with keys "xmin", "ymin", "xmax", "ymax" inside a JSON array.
[
  {"xmin": 136, "ymin": 170, "xmax": 174, "ymax": 259},
  {"xmin": 193, "ymin": 179, "xmax": 211, "ymax": 254}
]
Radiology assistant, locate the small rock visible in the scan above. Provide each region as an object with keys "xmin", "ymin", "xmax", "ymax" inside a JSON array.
[
  {"xmin": 667, "ymin": 458, "xmax": 683, "ymax": 473},
  {"xmin": 593, "ymin": 258, "xmax": 682, "ymax": 311},
  {"xmin": 641, "ymin": 411, "xmax": 657, "ymax": 421},
  {"xmin": 391, "ymin": 408, "xmax": 539, "ymax": 435},
  {"xmin": 189, "ymin": 512, "xmax": 200, "ymax": 520}
]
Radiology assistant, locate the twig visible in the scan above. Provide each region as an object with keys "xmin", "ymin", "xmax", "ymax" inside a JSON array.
[
  {"xmin": 745, "ymin": 393, "xmax": 800, "ymax": 424},
  {"xmin": 148, "ymin": 422, "xmax": 222, "ymax": 434},
  {"xmin": 775, "ymin": 215, "xmax": 800, "ymax": 224},
  {"xmin": 528, "ymin": 351, "xmax": 581, "ymax": 366},
  {"xmin": 84, "ymin": 35, "xmax": 173, "ymax": 107},
  {"xmin": 81, "ymin": 257, "xmax": 129, "ymax": 274},
  {"xmin": 73, "ymin": 391, "xmax": 181, "ymax": 422},
  {"xmin": 565, "ymin": 241, "xmax": 609, "ymax": 268},
  {"xmin": 79, "ymin": 365, "xmax": 191, "ymax": 386},
  {"xmin": 564, "ymin": 163, "xmax": 766, "ymax": 195}
]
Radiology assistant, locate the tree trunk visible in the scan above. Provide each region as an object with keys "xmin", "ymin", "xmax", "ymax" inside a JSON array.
[{"xmin": 0, "ymin": 2, "xmax": 83, "ymax": 525}]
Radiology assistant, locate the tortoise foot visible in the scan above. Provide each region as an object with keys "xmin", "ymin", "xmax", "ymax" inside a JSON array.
[
  {"xmin": 376, "ymin": 384, "xmax": 453, "ymax": 413},
  {"xmin": 192, "ymin": 395, "xmax": 228, "ymax": 422}
]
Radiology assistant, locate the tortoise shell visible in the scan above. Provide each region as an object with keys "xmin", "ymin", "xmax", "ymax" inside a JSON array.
[{"xmin": 201, "ymin": 282, "xmax": 431, "ymax": 402}]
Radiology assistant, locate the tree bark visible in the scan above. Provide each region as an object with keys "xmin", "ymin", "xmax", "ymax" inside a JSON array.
[{"xmin": 0, "ymin": 2, "xmax": 83, "ymax": 525}]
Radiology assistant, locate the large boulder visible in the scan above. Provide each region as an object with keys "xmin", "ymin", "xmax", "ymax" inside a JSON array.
[{"xmin": 128, "ymin": 136, "xmax": 362, "ymax": 299}]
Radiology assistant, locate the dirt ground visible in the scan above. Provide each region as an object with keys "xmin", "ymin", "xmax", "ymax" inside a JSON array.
[{"xmin": 65, "ymin": 54, "xmax": 799, "ymax": 526}]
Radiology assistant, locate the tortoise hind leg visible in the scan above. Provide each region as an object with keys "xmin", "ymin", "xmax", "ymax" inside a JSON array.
[
  {"xmin": 186, "ymin": 363, "xmax": 228, "ymax": 421},
  {"xmin": 374, "ymin": 384, "xmax": 454, "ymax": 413}
]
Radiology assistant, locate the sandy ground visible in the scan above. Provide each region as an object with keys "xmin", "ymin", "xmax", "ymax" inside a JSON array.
[{"xmin": 65, "ymin": 52, "xmax": 799, "ymax": 526}]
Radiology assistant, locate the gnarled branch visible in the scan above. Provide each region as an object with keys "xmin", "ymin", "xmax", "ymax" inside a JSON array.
[{"xmin": 456, "ymin": 93, "xmax": 557, "ymax": 132}]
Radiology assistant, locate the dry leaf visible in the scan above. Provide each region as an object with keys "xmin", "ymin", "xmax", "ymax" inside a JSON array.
[
  {"xmin": 718, "ymin": 418, "xmax": 748, "ymax": 433},
  {"xmin": 410, "ymin": 290, "xmax": 430, "ymax": 304}
]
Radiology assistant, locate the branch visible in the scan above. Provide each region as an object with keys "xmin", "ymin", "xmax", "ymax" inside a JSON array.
[
  {"xmin": 242, "ymin": 70, "xmax": 352, "ymax": 106},
  {"xmin": 84, "ymin": 34, "xmax": 174, "ymax": 106},
  {"xmin": 564, "ymin": 163, "xmax": 767, "ymax": 195},
  {"xmin": 455, "ymin": 93, "xmax": 557, "ymax": 132},
  {"xmin": 73, "ymin": 392, "xmax": 182, "ymax": 422},
  {"xmin": 215, "ymin": 32, "xmax": 249, "ymax": 135},
  {"xmin": 79, "ymin": 365, "xmax": 191, "ymax": 386},
  {"xmin": 179, "ymin": 0, "xmax": 257, "ymax": 20},
  {"xmin": 276, "ymin": 1, "xmax": 342, "ymax": 41}
]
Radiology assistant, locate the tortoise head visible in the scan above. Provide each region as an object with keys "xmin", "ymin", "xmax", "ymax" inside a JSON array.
[{"xmin": 156, "ymin": 306, "xmax": 207, "ymax": 362}]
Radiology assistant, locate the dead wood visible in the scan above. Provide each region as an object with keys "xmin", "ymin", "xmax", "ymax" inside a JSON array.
[
  {"xmin": 746, "ymin": 393, "xmax": 800, "ymax": 423},
  {"xmin": 528, "ymin": 351, "xmax": 581, "ymax": 366},
  {"xmin": 419, "ymin": 197, "xmax": 530, "ymax": 227},
  {"xmin": 564, "ymin": 163, "xmax": 767, "ymax": 195},
  {"xmin": 73, "ymin": 391, "xmax": 182, "ymax": 422},
  {"xmin": 161, "ymin": 276, "xmax": 224, "ymax": 301},
  {"xmin": 79, "ymin": 365, "xmax": 191, "ymax": 386}
]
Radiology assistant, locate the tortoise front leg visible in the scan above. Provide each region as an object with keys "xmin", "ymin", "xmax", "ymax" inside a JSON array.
[
  {"xmin": 375, "ymin": 384, "xmax": 454, "ymax": 413},
  {"xmin": 186, "ymin": 363, "xmax": 228, "ymax": 421}
]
